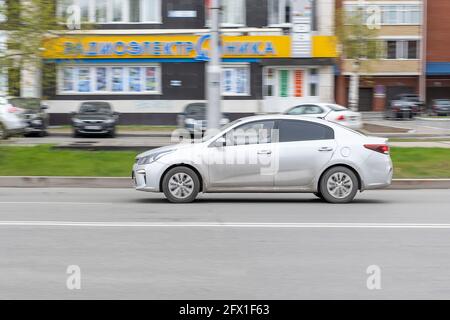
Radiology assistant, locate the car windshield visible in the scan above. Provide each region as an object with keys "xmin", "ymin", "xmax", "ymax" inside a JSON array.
[
  {"xmin": 9, "ymin": 98, "xmax": 41, "ymax": 110},
  {"xmin": 402, "ymin": 95, "xmax": 420, "ymax": 102},
  {"xmin": 80, "ymin": 103, "xmax": 112, "ymax": 114},
  {"xmin": 185, "ymin": 104, "xmax": 206, "ymax": 119}
]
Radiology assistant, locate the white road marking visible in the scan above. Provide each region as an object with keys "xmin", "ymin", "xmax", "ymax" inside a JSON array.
[
  {"xmin": 0, "ymin": 202, "xmax": 111, "ymax": 206},
  {"xmin": 1, "ymin": 221, "xmax": 450, "ymax": 229}
]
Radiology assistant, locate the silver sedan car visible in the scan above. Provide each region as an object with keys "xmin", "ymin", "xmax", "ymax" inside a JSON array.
[{"xmin": 133, "ymin": 115, "xmax": 393, "ymax": 203}]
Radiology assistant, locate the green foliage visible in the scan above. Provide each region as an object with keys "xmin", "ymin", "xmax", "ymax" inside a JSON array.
[
  {"xmin": 335, "ymin": 8, "xmax": 383, "ymax": 72},
  {"xmin": 0, "ymin": 0, "xmax": 64, "ymax": 69},
  {"xmin": 0, "ymin": 146, "xmax": 448, "ymax": 178}
]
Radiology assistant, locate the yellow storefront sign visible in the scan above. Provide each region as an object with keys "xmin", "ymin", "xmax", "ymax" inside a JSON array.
[{"xmin": 43, "ymin": 34, "xmax": 337, "ymax": 60}]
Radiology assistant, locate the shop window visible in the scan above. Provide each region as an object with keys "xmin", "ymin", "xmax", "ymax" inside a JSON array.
[
  {"xmin": 221, "ymin": 65, "xmax": 250, "ymax": 96},
  {"xmin": 207, "ymin": 0, "xmax": 245, "ymax": 26},
  {"xmin": 59, "ymin": 65, "xmax": 161, "ymax": 94},
  {"xmin": 309, "ymin": 69, "xmax": 318, "ymax": 97},
  {"xmin": 263, "ymin": 68, "xmax": 319, "ymax": 98}
]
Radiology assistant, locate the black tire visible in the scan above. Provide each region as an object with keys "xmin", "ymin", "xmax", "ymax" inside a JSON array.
[
  {"xmin": 0, "ymin": 122, "xmax": 8, "ymax": 140},
  {"xmin": 162, "ymin": 167, "xmax": 200, "ymax": 203},
  {"xmin": 108, "ymin": 129, "xmax": 116, "ymax": 138},
  {"xmin": 319, "ymin": 166, "xmax": 359, "ymax": 204},
  {"xmin": 72, "ymin": 130, "xmax": 80, "ymax": 138},
  {"xmin": 313, "ymin": 192, "xmax": 324, "ymax": 200}
]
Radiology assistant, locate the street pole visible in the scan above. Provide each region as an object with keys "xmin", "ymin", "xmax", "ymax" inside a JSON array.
[
  {"xmin": 419, "ymin": 0, "xmax": 427, "ymax": 105},
  {"xmin": 207, "ymin": 0, "xmax": 222, "ymax": 130}
]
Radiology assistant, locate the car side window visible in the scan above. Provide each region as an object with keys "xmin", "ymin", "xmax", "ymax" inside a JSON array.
[
  {"xmin": 226, "ymin": 120, "xmax": 276, "ymax": 146},
  {"xmin": 279, "ymin": 120, "xmax": 334, "ymax": 143}
]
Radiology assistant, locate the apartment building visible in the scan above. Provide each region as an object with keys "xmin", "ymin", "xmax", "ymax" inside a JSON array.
[
  {"xmin": 41, "ymin": 0, "xmax": 338, "ymax": 124},
  {"xmin": 335, "ymin": 0, "xmax": 423, "ymax": 111},
  {"xmin": 426, "ymin": 0, "xmax": 450, "ymax": 102}
]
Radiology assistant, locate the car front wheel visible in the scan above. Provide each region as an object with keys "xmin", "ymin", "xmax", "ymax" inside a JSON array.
[
  {"xmin": 319, "ymin": 166, "xmax": 359, "ymax": 204},
  {"xmin": 162, "ymin": 167, "xmax": 200, "ymax": 203}
]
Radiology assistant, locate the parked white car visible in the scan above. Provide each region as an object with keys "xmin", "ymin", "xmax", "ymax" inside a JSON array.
[
  {"xmin": 0, "ymin": 97, "xmax": 26, "ymax": 139},
  {"xmin": 285, "ymin": 103, "xmax": 363, "ymax": 130},
  {"xmin": 133, "ymin": 115, "xmax": 393, "ymax": 204}
]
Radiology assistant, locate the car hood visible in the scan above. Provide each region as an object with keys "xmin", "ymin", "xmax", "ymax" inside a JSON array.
[
  {"xmin": 136, "ymin": 143, "xmax": 196, "ymax": 159},
  {"xmin": 75, "ymin": 114, "xmax": 114, "ymax": 121}
]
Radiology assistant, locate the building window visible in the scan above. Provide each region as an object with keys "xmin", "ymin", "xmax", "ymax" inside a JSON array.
[
  {"xmin": 221, "ymin": 65, "xmax": 250, "ymax": 96},
  {"xmin": 268, "ymin": 0, "xmax": 292, "ymax": 25},
  {"xmin": 385, "ymin": 40, "xmax": 419, "ymax": 60},
  {"xmin": 345, "ymin": 4, "xmax": 421, "ymax": 25},
  {"xmin": 58, "ymin": 0, "xmax": 161, "ymax": 23},
  {"xmin": 207, "ymin": 0, "xmax": 245, "ymax": 26},
  {"xmin": 59, "ymin": 65, "xmax": 161, "ymax": 94},
  {"xmin": 264, "ymin": 67, "xmax": 319, "ymax": 98}
]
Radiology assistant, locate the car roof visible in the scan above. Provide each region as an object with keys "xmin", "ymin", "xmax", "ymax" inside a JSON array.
[{"xmin": 234, "ymin": 114, "xmax": 340, "ymax": 127}]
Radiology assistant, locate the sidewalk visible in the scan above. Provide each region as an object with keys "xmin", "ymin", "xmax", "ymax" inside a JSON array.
[{"xmin": 389, "ymin": 141, "xmax": 450, "ymax": 148}]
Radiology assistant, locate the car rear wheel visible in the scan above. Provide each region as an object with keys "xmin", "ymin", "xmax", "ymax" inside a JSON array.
[
  {"xmin": 162, "ymin": 167, "xmax": 200, "ymax": 203},
  {"xmin": 320, "ymin": 166, "xmax": 359, "ymax": 204},
  {"xmin": 0, "ymin": 123, "xmax": 8, "ymax": 140}
]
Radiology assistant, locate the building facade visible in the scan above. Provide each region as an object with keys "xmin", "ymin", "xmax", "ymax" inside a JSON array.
[
  {"xmin": 335, "ymin": 0, "xmax": 424, "ymax": 111},
  {"xmin": 41, "ymin": 0, "xmax": 338, "ymax": 125},
  {"xmin": 426, "ymin": 0, "xmax": 450, "ymax": 102}
]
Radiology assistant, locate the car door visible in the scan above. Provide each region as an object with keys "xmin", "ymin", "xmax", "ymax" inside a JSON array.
[
  {"xmin": 207, "ymin": 120, "xmax": 276, "ymax": 189},
  {"xmin": 274, "ymin": 119, "xmax": 336, "ymax": 188}
]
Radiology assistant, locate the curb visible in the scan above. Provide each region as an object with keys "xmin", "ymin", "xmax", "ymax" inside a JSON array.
[
  {"xmin": 0, "ymin": 177, "xmax": 449, "ymax": 190},
  {"xmin": 416, "ymin": 117, "xmax": 450, "ymax": 122}
]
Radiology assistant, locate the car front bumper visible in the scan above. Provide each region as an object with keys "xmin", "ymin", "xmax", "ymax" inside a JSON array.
[{"xmin": 132, "ymin": 161, "xmax": 167, "ymax": 192}]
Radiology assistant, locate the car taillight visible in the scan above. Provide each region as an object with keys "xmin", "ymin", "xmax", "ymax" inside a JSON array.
[
  {"xmin": 364, "ymin": 144, "xmax": 390, "ymax": 155},
  {"xmin": 336, "ymin": 115, "xmax": 345, "ymax": 121},
  {"xmin": 7, "ymin": 106, "xmax": 19, "ymax": 113}
]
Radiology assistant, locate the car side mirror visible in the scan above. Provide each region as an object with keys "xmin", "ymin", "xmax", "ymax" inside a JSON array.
[
  {"xmin": 212, "ymin": 137, "xmax": 226, "ymax": 148},
  {"xmin": 41, "ymin": 104, "xmax": 49, "ymax": 110},
  {"xmin": 70, "ymin": 111, "xmax": 76, "ymax": 116}
]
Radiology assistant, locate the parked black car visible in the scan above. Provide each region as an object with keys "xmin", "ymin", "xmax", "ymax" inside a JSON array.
[
  {"xmin": 384, "ymin": 100, "xmax": 414, "ymax": 120},
  {"xmin": 177, "ymin": 103, "xmax": 230, "ymax": 137},
  {"xmin": 9, "ymin": 97, "xmax": 49, "ymax": 137},
  {"xmin": 395, "ymin": 94, "xmax": 425, "ymax": 115},
  {"xmin": 71, "ymin": 102, "xmax": 119, "ymax": 138},
  {"xmin": 430, "ymin": 99, "xmax": 450, "ymax": 116}
]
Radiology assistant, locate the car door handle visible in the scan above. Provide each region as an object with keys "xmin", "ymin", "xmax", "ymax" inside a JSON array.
[
  {"xmin": 257, "ymin": 150, "xmax": 272, "ymax": 155},
  {"xmin": 318, "ymin": 147, "xmax": 334, "ymax": 152}
]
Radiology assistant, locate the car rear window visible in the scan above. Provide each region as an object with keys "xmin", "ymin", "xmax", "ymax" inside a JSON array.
[
  {"xmin": 279, "ymin": 120, "xmax": 334, "ymax": 142},
  {"xmin": 80, "ymin": 102, "xmax": 112, "ymax": 114},
  {"xmin": 327, "ymin": 104, "xmax": 348, "ymax": 112}
]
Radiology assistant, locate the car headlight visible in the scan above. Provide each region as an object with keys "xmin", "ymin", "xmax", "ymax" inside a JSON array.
[
  {"xmin": 136, "ymin": 150, "xmax": 175, "ymax": 165},
  {"xmin": 105, "ymin": 119, "xmax": 115, "ymax": 124},
  {"xmin": 73, "ymin": 118, "xmax": 83, "ymax": 124},
  {"xmin": 31, "ymin": 119, "xmax": 43, "ymax": 125}
]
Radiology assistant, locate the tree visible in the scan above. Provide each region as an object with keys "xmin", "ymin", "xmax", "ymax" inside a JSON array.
[
  {"xmin": 0, "ymin": 0, "xmax": 88, "ymax": 97},
  {"xmin": 335, "ymin": 6, "xmax": 382, "ymax": 111}
]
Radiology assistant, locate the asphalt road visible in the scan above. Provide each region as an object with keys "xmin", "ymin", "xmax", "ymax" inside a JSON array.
[{"xmin": 1, "ymin": 188, "xmax": 450, "ymax": 300}]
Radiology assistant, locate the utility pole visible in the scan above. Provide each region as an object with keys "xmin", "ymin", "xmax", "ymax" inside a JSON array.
[
  {"xmin": 419, "ymin": 0, "xmax": 427, "ymax": 105},
  {"xmin": 206, "ymin": 0, "xmax": 222, "ymax": 130}
]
